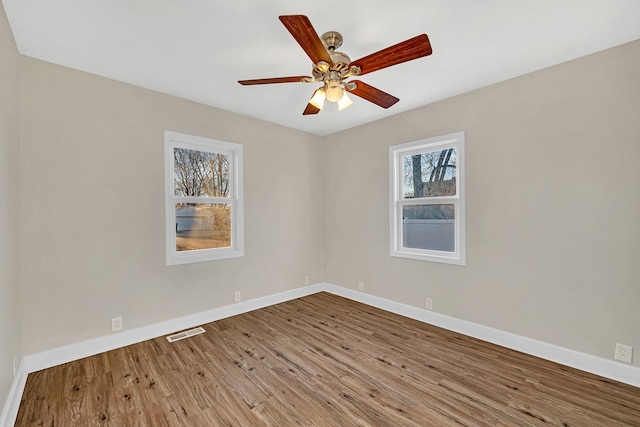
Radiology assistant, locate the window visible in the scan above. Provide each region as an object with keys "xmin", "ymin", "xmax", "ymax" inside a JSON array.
[
  {"xmin": 164, "ymin": 131, "xmax": 244, "ymax": 265},
  {"xmin": 389, "ymin": 132, "xmax": 465, "ymax": 265}
]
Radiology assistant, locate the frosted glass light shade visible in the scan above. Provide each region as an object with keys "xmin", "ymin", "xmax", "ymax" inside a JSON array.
[
  {"xmin": 309, "ymin": 88, "xmax": 326, "ymax": 110},
  {"xmin": 325, "ymin": 80, "xmax": 343, "ymax": 103},
  {"xmin": 338, "ymin": 92, "xmax": 353, "ymax": 110}
]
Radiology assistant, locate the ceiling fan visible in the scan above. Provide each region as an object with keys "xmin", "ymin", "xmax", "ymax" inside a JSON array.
[{"xmin": 238, "ymin": 15, "xmax": 432, "ymax": 115}]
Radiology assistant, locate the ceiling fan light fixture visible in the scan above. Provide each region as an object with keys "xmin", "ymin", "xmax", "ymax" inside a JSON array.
[
  {"xmin": 309, "ymin": 87, "xmax": 326, "ymax": 110},
  {"xmin": 338, "ymin": 91, "xmax": 353, "ymax": 111},
  {"xmin": 325, "ymin": 79, "xmax": 344, "ymax": 103}
]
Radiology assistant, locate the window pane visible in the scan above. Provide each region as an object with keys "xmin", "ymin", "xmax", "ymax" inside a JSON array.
[
  {"xmin": 402, "ymin": 204, "xmax": 455, "ymax": 252},
  {"xmin": 402, "ymin": 148, "xmax": 457, "ymax": 198},
  {"xmin": 173, "ymin": 148, "xmax": 230, "ymax": 197},
  {"xmin": 175, "ymin": 203, "xmax": 231, "ymax": 251}
]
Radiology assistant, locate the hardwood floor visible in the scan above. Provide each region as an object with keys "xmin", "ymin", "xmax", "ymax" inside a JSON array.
[{"xmin": 15, "ymin": 292, "xmax": 640, "ymax": 426}]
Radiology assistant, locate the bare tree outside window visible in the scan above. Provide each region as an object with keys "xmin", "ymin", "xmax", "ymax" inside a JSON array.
[
  {"xmin": 174, "ymin": 148, "xmax": 229, "ymax": 197},
  {"xmin": 402, "ymin": 148, "xmax": 457, "ymax": 221}
]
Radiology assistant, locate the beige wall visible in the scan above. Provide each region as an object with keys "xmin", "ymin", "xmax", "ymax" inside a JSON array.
[
  {"xmin": 0, "ymin": 0, "xmax": 21, "ymax": 405},
  {"xmin": 19, "ymin": 57, "xmax": 324, "ymax": 354},
  {"xmin": 323, "ymin": 40, "xmax": 640, "ymax": 365},
  {"xmin": 6, "ymin": 23, "xmax": 640, "ymax": 377}
]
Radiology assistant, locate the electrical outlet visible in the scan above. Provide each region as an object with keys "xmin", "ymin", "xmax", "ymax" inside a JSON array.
[
  {"xmin": 304, "ymin": 276, "xmax": 310, "ymax": 285},
  {"xmin": 234, "ymin": 291, "xmax": 241, "ymax": 303},
  {"xmin": 425, "ymin": 298, "xmax": 433, "ymax": 310},
  {"xmin": 358, "ymin": 281, "xmax": 364, "ymax": 292},
  {"xmin": 615, "ymin": 343, "xmax": 633, "ymax": 364},
  {"xmin": 111, "ymin": 316, "xmax": 123, "ymax": 332}
]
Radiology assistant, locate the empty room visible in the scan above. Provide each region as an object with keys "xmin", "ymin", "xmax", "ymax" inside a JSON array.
[{"xmin": 1, "ymin": 1, "xmax": 639, "ymax": 426}]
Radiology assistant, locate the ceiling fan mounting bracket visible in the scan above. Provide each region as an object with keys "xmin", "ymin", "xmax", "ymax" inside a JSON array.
[
  {"xmin": 320, "ymin": 31, "xmax": 343, "ymax": 51},
  {"xmin": 344, "ymin": 81, "xmax": 357, "ymax": 91}
]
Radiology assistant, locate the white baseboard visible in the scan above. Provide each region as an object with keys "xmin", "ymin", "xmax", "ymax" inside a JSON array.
[
  {"xmin": 0, "ymin": 358, "xmax": 27, "ymax": 427},
  {"xmin": 321, "ymin": 283, "xmax": 640, "ymax": 388},
  {"xmin": 23, "ymin": 283, "xmax": 324, "ymax": 374},
  {"xmin": 3, "ymin": 282, "xmax": 639, "ymax": 426}
]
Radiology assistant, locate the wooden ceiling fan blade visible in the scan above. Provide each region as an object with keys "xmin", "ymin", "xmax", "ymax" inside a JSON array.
[
  {"xmin": 238, "ymin": 76, "xmax": 310, "ymax": 85},
  {"xmin": 346, "ymin": 80, "xmax": 399, "ymax": 109},
  {"xmin": 350, "ymin": 34, "xmax": 432, "ymax": 76},
  {"xmin": 279, "ymin": 15, "xmax": 332, "ymax": 65},
  {"xmin": 303, "ymin": 103, "xmax": 321, "ymax": 115}
]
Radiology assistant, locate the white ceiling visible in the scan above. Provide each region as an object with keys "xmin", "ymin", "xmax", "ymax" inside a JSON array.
[{"xmin": 3, "ymin": 0, "xmax": 640, "ymax": 136}]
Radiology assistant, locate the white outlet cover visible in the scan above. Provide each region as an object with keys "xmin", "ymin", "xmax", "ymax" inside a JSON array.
[
  {"xmin": 425, "ymin": 298, "xmax": 434, "ymax": 310},
  {"xmin": 111, "ymin": 317, "xmax": 123, "ymax": 332},
  {"xmin": 615, "ymin": 343, "xmax": 633, "ymax": 364}
]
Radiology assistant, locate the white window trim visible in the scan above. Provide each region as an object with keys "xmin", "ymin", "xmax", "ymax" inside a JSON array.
[
  {"xmin": 164, "ymin": 130, "xmax": 244, "ymax": 265},
  {"xmin": 389, "ymin": 131, "xmax": 466, "ymax": 265}
]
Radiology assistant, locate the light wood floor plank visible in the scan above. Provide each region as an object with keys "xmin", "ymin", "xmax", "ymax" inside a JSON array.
[{"xmin": 15, "ymin": 292, "xmax": 640, "ymax": 426}]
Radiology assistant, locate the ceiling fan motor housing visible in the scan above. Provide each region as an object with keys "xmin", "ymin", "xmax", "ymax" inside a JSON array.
[{"xmin": 329, "ymin": 51, "xmax": 351, "ymax": 72}]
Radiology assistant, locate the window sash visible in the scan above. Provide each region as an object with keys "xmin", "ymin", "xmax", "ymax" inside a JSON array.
[
  {"xmin": 395, "ymin": 199, "xmax": 461, "ymax": 257},
  {"xmin": 174, "ymin": 202, "xmax": 234, "ymax": 252}
]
